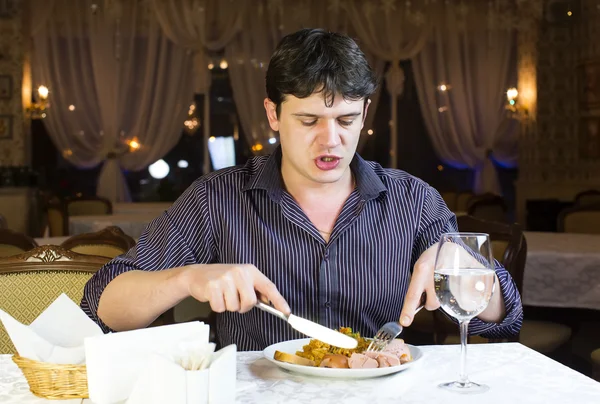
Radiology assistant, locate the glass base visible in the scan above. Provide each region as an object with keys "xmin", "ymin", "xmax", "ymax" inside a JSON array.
[{"xmin": 438, "ymin": 380, "xmax": 489, "ymax": 394}]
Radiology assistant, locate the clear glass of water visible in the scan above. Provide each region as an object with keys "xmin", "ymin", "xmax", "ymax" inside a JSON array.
[{"xmin": 433, "ymin": 232, "xmax": 496, "ymax": 394}]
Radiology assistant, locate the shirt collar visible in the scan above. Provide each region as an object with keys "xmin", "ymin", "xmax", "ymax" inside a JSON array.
[{"xmin": 242, "ymin": 146, "xmax": 387, "ymax": 202}]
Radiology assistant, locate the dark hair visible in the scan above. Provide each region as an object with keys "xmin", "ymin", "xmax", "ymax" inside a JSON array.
[{"xmin": 266, "ymin": 28, "xmax": 378, "ymax": 116}]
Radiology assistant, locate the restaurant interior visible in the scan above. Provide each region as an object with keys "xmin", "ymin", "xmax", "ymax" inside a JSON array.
[{"xmin": 0, "ymin": 0, "xmax": 600, "ymax": 402}]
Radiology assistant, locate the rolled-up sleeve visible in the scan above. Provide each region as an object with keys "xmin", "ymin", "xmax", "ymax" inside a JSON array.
[
  {"xmin": 413, "ymin": 186, "xmax": 523, "ymax": 339},
  {"xmin": 81, "ymin": 180, "xmax": 215, "ymax": 332}
]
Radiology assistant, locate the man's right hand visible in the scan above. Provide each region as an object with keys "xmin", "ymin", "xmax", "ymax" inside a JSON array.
[{"xmin": 184, "ymin": 264, "xmax": 291, "ymax": 315}]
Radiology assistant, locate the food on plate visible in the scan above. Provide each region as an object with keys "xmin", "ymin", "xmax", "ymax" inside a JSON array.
[
  {"xmin": 274, "ymin": 350, "xmax": 316, "ymax": 367},
  {"xmin": 273, "ymin": 327, "xmax": 413, "ymax": 369},
  {"xmin": 319, "ymin": 353, "xmax": 349, "ymax": 368},
  {"xmin": 382, "ymin": 339, "xmax": 412, "ymax": 364},
  {"xmin": 294, "ymin": 327, "xmax": 369, "ymax": 366}
]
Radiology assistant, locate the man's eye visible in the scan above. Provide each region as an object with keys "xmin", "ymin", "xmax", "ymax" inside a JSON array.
[
  {"xmin": 301, "ymin": 120, "xmax": 317, "ymax": 126},
  {"xmin": 339, "ymin": 120, "xmax": 354, "ymax": 126}
]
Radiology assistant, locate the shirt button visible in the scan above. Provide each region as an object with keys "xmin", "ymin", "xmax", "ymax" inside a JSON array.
[
  {"xmin": 324, "ymin": 250, "xmax": 329, "ymax": 259},
  {"xmin": 324, "ymin": 302, "xmax": 331, "ymax": 308}
]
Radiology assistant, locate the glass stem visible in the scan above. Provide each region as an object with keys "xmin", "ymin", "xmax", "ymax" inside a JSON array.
[{"xmin": 459, "ymin": 319, "xmax": 470, "ymax": 385}]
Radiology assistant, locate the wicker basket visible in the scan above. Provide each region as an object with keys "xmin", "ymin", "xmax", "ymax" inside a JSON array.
[{"xmin": 12, "ymin": 355, "xmax": 89, "ymax": 399}]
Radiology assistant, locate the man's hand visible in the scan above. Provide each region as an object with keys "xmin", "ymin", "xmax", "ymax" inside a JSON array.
[
  {"xmin": 185, "ymin": 264, "xmax": 291, "ymax": 315},
  {"xmin": 399, "ymin": 243, "xmax": 440, "ymax": 327}
]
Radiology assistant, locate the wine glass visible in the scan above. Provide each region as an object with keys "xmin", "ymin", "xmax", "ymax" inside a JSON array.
[{"xmin": 433, "ymin": 232, "xmax": 496, "ymax": 394}]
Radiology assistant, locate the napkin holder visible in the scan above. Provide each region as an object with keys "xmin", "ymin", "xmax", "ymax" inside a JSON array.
[{"xmin": 125, "ymin": 344, "xmax": 237, "ymax": 404}]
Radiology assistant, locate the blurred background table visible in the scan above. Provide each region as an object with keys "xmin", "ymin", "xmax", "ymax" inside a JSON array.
[{"xmin": 523, "ymin": 231, "xmax": 600, "ymax": 310}]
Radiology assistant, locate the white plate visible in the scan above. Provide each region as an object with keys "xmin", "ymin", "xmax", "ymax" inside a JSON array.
[{"xmin": 263, "ymin": 338, "xmax": 423, "ymax": 379}]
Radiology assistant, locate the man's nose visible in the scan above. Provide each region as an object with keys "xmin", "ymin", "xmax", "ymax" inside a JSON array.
[{"xmin": 317, "ymin": 119, "xmax": 340, "ymax": 148}]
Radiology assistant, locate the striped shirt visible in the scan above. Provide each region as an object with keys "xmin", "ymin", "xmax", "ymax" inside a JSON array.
[{"xmin": 81, "ymin": 148, "xmax": 523, "ymax": 351}]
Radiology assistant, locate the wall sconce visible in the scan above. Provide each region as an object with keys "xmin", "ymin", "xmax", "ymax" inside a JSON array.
[
  {"xmin": 505, "ymin": 87, "xmax": 528, "ymax": 118},
  {"xmin": 27, "ymin": 85, "xmax": 50, "ymax": 119}
]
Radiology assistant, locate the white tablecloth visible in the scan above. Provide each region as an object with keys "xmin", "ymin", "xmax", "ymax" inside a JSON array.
[
  {"xmin": 112, "ymin": 202, "xmax": 171, "ymax": 215},
  {"xmin": 1, "ymin": 343, "xmax": 599, "ymax": 403},
  {"xmin": 68, "ymin": 213, "xmax": 158, "ymax": 239},
  {"xmin": 523, "ymin": 231, "xmax": 600, "ymax": 310}
]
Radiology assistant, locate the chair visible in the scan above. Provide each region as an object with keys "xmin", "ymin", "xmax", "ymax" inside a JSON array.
[
  {"xmin": 455, "ymin": 191, "xmax": 475, "ymax": 212},
  {"xmin": 0, "ymin": 245, "xmax": 109, "ymax": 354},
  {"xmin": 466, "ymin": 193, "xmax": 508, "ymax": 223},
  {"xmin": 592, "ymin": 348, "xmax": 600, "ymax": 382},
  {"xmin": 557, "ymin": 203, "xmax": 600, "ymax": 235},
  {"xmin": 65, "ymin": 196, "xmax": 112, "ymax": 216},
  {"xmin": 437, "ymin": 216, "xmax": 572, "ymax": 353},
  {"xmin": 575, "ymin": 190, "xmax": 600, "ymax": 206},
  {"xmin": 0, "ymin": 229, "xmax": 38, "ymax": 257},
  {"xmin": 61, "ymin": 226, "xmax": 135, "ymax": 259},
  {"xmin": 47, "ymin": 199, "xmax": 69, "ymax": 237}
]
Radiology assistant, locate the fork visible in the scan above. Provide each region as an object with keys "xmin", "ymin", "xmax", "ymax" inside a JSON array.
[{"xmin": 366, "ymin": 292, "xmax": 428, "ymax": 352}]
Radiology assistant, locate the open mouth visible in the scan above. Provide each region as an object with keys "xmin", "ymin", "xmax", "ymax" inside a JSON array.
[
  {"xmin": 315, "ymin": 155, "xmax": 341, "ymax": 171},
  {"xmin": 320, "ymin": 156, "xmax": 337, "ymax": 162}
]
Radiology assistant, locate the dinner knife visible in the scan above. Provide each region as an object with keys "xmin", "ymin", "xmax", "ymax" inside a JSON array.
[{"xmin": 255, "ymin": 301, "xmax": 358, "ymax": 349}]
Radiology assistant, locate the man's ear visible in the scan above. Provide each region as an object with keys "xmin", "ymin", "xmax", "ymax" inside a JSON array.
[
  {"xmin": 264, "ymin": 98, "xmax": 280, "ymax": 132},
  {"xmin": 360, "ymin": 98, "xmax": 372, "ymax": 130}
]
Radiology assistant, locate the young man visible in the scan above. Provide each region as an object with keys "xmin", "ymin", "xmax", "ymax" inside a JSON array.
[{"xmin": 82, "ymin": 28, "xmax": 523, "ymax": 350}]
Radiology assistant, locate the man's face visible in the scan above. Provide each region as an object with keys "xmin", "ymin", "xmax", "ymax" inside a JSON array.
[{"xmin": 264, "ymin": 92, "xmax": 369, "ymax": 187}]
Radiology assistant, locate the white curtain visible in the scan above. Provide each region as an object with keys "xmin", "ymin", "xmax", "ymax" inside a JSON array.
[
  {"xmin": 152, "ymin": 0, "xmax": 246, "ymax": 172},
  {"xmin": 33, "ymin": 0, "xmax": 195, "ymax": 202},
  {"xmin": 412, "ymin": 4, "xmax": 518, "ymax": 195},
  {"xmin": 225, "ymin": 2, "xmax": 278, "ymax": 154},
  {"xmin": 346, "ymin": 0, "xmax": 432, "ymax": 168}
]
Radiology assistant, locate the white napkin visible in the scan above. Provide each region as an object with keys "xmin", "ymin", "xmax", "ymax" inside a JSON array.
[
  {"xmin": 125, "ymin": 344, "xmax": 236, "ymax": 404},
  {"xmin": 85, "ymin": 321, "xmax": 211, "ymax": 404},
  {"xmin": 0, "ymin": 293, "xmax": 103, "ymax": 364}
]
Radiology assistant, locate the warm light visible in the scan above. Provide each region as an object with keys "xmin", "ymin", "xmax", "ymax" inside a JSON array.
[
  {"xmin": 506, "ymin": 87, "xmax": 519, "ymax": 102},
  {"xmin": 209, "ymin": 136, "xmax": 216, "ymax": 142},
  {"xmin": 189, "ymin": 104, "xmax": 196, "ymax": 111},
  {"xmin": 251, "ymin": 143, "xmax": 263, "ymax": 152},
  {"xmin": 367, "ymin": 129, "xmax": 374, "ymax": 135},
  {"xmin": 438, "ymin": 106, "xmax": 448, "ymax": 113},
  {"xmin": 68, "ymin": 105, "xmax": 75, "ymax": 111},
  {"xmin": 208, "ymin": 62, "xmax": 214, "ymax": 70},
  {"xmin": 128, "ymin": 138, "xmax": 141, "ymax": 151},
  {"xmin": 62, "ymin": 149, "xmax": 73, "ymax": 158},
  {"xmin": 219, "ymin": 59, "xmax": 228, "ymax": 69},
  {"xmin": 148, "ymin": 159, "xmax": 170, "ymax": 179},
  {"xmin": 184, "ymin": 118, "xmax": 199, "ymax": 130},
  {"xmin": 437, "ymin": 165, "xmax": 444, "ymax": 171},
  {"xmin": 567, "ymin": 10, "xmax": 572, "ymax": 16},
  {"xmin": 37, "ymin": 86, "xmax": 49, "ymax": 100},
  {"xmin": 268, "ymin": 137, "xmax": 277, "ymax": 144},
  {"xmin": 177, "ymin": 160, "xmax": 189, "ymax": 168},
  {"xmin": 438, "ymin": 83, "xmax": 449, "ymax": 92}
]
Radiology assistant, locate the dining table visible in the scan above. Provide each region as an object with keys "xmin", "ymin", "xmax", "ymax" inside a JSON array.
[
  {"xmin": 68, "ymin": 213, "xmax": 158, "ymax": 240},
  {"xmin": 1, "ymin": 342, "xmax": 599, "ymax": 403},
  {"xmin": 522, "ymin": 231, "xmax": 600, "ymax": 310},
  {"xmin": 112, "ymin": 202, "xmax": 172, "ymax": 215}
]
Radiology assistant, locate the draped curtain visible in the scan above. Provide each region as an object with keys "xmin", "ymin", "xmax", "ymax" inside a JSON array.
[
  {"xmin": 31, "ymin": 0, "xmax": 522, "ymax": 198},
  {"xmin": 346, "ymin": 0, "xmax": 432, "ymax": 168},
  {"xmin": 412, "ymin": 3, "xmax": 518, "ymax": 195},
  {"xmin": 33, "ymin": 0, "xmax": 195, "ymax": 202},
  {"xmin": 152, "ymin": 0, "xmax": 246, "ymax": 172}
]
